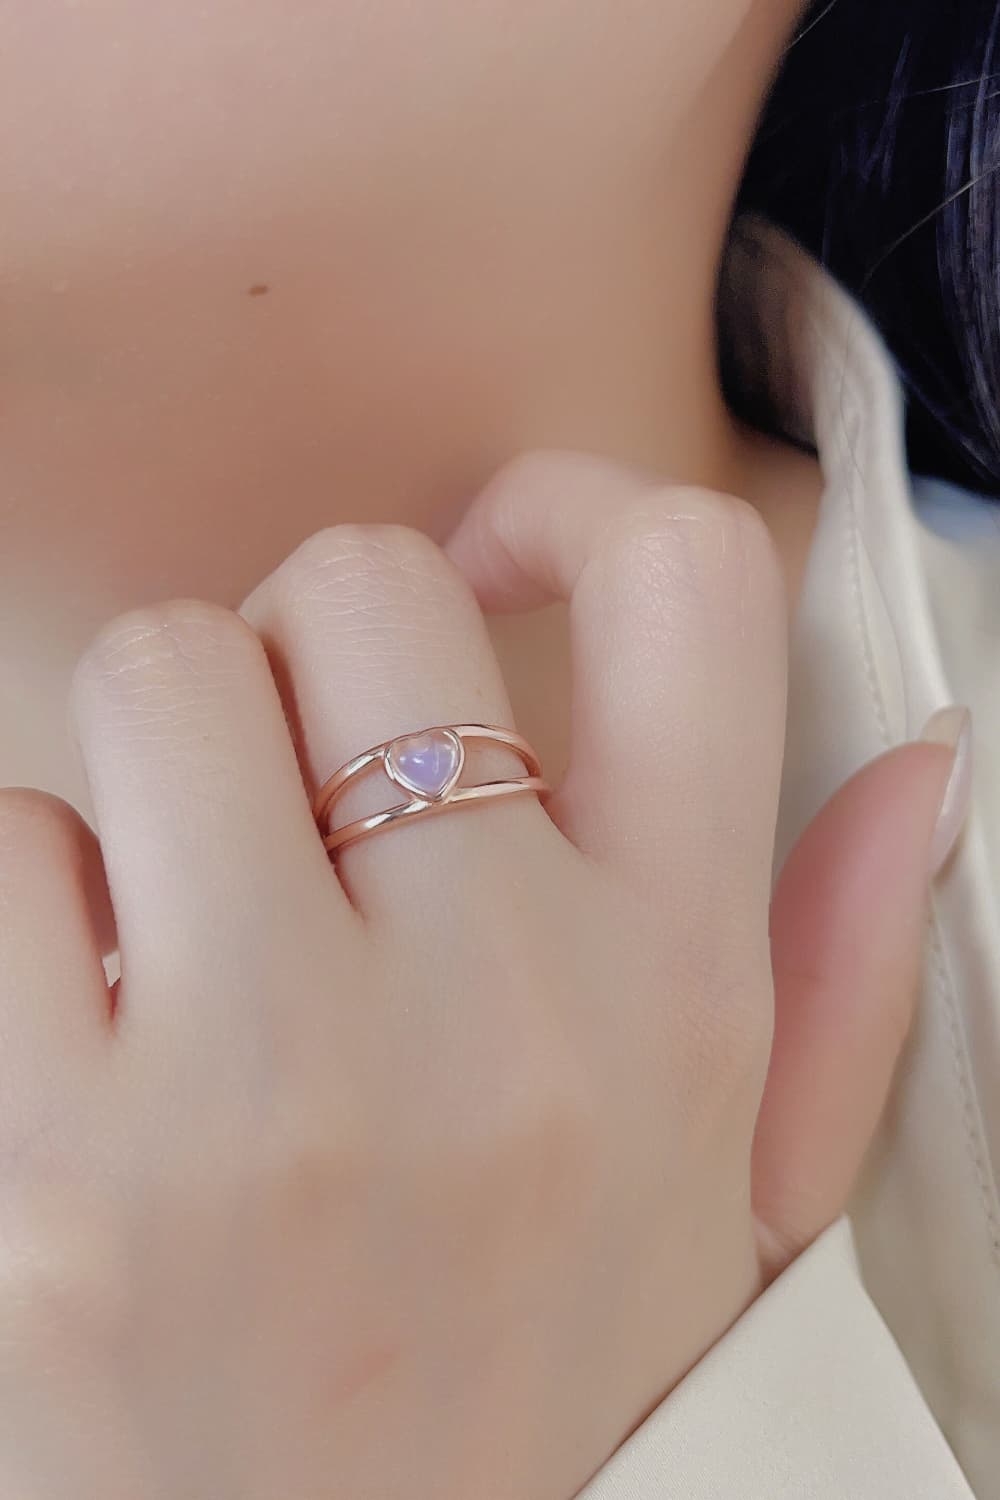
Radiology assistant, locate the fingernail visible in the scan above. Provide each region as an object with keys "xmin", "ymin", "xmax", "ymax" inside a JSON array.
[{"xmin": 921, "ymin": 706, "xmax": 973, "ymax": 877}]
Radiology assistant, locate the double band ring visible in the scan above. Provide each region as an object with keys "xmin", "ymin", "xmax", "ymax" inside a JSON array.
[{"xmin": 313, "ymin": 723, "xmax": 549, "ymax": 856}]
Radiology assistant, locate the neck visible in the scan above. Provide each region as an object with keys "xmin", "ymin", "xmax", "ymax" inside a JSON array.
[{"xmin": 0, "ymin": 7, "xmax": 817, "ymax": 807}]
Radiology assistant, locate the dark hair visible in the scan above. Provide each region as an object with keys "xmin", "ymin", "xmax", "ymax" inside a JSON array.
[{"xmin": 733, "ymin": 0, "xmax": 1000, "ymax": 496}]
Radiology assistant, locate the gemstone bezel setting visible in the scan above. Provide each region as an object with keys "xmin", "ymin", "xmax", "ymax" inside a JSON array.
[{"xmin": 384, "ymin": 728, "xmax": 466, "ymax": 803}]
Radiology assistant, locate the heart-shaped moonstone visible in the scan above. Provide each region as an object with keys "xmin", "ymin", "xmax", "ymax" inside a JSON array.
[{"xmin": 385, "ymin": 729, "xmax": 463, "ymax": 800}]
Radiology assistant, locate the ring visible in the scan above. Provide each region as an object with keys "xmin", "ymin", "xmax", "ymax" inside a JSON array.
[{"xmin": 313, "ymin": 723, "xmax": 549, "ymax": 855}]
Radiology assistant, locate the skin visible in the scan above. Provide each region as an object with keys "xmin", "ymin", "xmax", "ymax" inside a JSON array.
[
  {"xmin": 0, "ymin": 0, "xmax": 818, "ymax": 802},
  {"xmin": 0, "ymin": 3, "xmax": 967, "ymax": 1496}
]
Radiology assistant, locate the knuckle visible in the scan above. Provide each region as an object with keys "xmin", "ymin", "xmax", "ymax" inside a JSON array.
[
  {"xmin": 274, "ymin": 522, "xmax": 465, "ymax": 612},
  {"xmin": 0, "ymin": 790, "xmax": 83, "ymax": 932},
  {"xmin": 599, "ymin": 486, "xmax": 784, "ymax": 624},
  {"xmin": 74, "ymin": 599, "xmax": 263, "ymax": 705},
  {"xmin": 258, "ymin": 1111, "xmax": 374, "ymax": 1230},
  {"xmin": 0, "ymin": 793, "xmax": 88, "ymax": 909},
  {"xmin": 481, "ymin": 449, "xmax": 595, "ymax": 503},
  {"xmin": 722, "ymin": 491, "xmax": 787, "ymax": 618},
  {"xmin": 0, "ymin": 788, "xmax": 76, "ymax": 861}
]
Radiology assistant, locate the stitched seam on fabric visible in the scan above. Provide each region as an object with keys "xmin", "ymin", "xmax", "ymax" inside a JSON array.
[
  {"xmin": 835, "ymin": 310, "xmax": 1000, "ymax": 1273},
  {"xmin": 758, "ymin": 225, "xmax": 1000, "ymax": 1272},
  {"xmin": 830, "ymin": 289, "xmax": 1000, "ymax": 1273},
  {"xmin": 842, "ymin": 391, "xmax": 893, "ymax": 749},
  {"xmin": 928, "ymin": 921, "xmax": 1000, "ymax": 1266},
  {"xmin": 743, "ymin": 225, "xmax": 891, "ymax": 750}
]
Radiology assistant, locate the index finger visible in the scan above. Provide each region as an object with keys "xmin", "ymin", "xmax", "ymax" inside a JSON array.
[{"xmin": 446, "ymin": 451, "xmax": 788, "ymax": 915}]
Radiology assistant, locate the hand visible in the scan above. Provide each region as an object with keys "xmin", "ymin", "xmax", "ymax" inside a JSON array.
[{"xmin": 0, "ymin": 452, "xmax": 964, "ymax": 1500}]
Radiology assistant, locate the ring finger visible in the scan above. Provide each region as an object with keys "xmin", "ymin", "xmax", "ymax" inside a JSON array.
[{"xmin": 241, "ymin": 523, "xmax": 562, "ymax": 921}]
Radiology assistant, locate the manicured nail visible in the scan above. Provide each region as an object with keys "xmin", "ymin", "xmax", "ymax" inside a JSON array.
[{"xmin": 921, "ymin": 706, "xmax": 973, "ymax": 877}]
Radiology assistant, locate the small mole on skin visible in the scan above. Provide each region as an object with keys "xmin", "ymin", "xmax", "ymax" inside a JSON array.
[{"xmin": 248, "ymin": 284, "xmax": 270, "ymax": 297}]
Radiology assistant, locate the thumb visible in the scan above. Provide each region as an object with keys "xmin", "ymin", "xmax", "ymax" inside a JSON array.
[{"xmin": 753, "ymin": 707, "xmax": 973, "ymax": 1277}]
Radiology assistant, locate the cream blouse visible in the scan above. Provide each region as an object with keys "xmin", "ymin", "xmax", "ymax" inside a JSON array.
[{"xmin": 581, "ymin": 224, "xmax": 1000, "ymax": 1499}]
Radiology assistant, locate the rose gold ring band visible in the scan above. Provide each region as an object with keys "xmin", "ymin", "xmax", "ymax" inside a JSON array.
[{"xmin": 312, "ymin": 723, "xmax": 549, "ymax": 856}]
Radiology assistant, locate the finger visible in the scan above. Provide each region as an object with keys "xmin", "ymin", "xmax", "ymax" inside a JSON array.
[
  {"xmin": 241, "ymin": 524, "xmax": 561, "ymax": 921},
  {"xmin": 752, "ymin": 709, "xmax": 972, "ymax": 1276},
  {"xmin": 446, "ymin": 450, "xmax": 788, "ymax": 908},
  {"xmin": 77, "ymin": 809, "xmax": 118, "ymax": 963},
  {"xmin": 70, "ymin": 600, "xmax": 352, "ymax": 1020},
  {"xmin": 0, "ymin": 789, "xmax": 112, "ymax": 1094}
]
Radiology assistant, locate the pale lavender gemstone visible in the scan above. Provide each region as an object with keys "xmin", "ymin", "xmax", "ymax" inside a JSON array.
[{"xmin": 386, "ymin": 730, "xmax": 462, "ymax": 799}]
